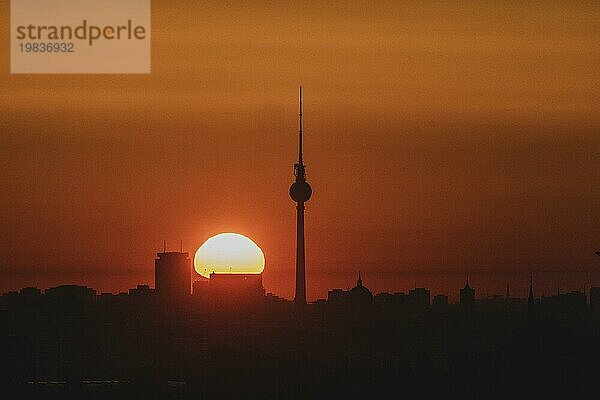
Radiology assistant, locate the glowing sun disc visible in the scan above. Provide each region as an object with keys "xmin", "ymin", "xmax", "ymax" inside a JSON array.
[{"xmin": 194, "ymin": 233, "xmax": 265, "ymax": 279}]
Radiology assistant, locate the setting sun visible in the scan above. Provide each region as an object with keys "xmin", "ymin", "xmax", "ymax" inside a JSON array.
[{"xmin": 194, "ymin": 233, "xmax": 265, "ymax": 279}]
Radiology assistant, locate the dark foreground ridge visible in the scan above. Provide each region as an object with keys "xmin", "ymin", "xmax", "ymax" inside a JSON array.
[{"xmin": 2, "ymin": 271, "xmax": 600, "ymax": 399}]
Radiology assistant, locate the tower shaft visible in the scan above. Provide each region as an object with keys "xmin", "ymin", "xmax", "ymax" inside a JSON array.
[{"xmin": 295, "ymin": 202, "xmax": 306, "ymax": 304}]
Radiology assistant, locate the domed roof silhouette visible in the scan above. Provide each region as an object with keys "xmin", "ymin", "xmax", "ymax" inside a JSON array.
[{"xmin": 348, "ymin": 271, "xmax": 372, "ymax": 302}]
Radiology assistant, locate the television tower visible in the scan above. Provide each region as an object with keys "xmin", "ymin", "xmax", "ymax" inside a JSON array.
[{"xmin": 290, "ymin": 87, "xmax": 312, "ymax": 305}]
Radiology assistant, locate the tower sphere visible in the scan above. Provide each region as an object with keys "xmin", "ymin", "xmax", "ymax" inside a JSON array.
[{"xmin": 290, "ymin": 180, "xmax": 312, "ymax": 203}]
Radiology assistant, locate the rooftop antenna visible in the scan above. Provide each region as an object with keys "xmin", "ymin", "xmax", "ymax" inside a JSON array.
[
  {"xmin": 180, "ymin": 239, "xmax": 183, "ymax": 253},
  {"xmin": 163, "ymin": 240, "xmax": 166, "ymax": 253},
  {"xmin": 585, "ymin": 270, "xmax": 590, "ymax": 296},
  {"xmin": 528, "ymin": 273, "xmax": 534, "ymax": 299}
]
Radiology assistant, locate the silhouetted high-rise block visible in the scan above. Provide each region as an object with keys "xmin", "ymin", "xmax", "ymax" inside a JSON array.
[
  {"xmin": 155, "ymin": 251, "xmax": 191, "ymax": 301},
  {"xmin": 591, "ymin": 287, "xmax": 600, "ymax": 311}
]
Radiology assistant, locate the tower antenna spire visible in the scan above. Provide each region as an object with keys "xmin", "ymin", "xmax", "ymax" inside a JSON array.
[{"xmin": 298, "ymin": 86, "xmax": 303, "ymax": 164}]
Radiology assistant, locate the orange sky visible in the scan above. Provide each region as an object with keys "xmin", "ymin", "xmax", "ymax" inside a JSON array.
[{"xmin": 1, "ymin": 1, "xmax": 599, "ymax": 300}]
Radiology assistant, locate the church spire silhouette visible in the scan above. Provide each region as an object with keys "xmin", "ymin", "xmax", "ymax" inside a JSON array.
[
  {"xmin": 464, "ymin": 273, "xmax": 471, "ymax": 289},
  {"xmin": 527, "ymin": 274, "xmax": 535, "ymax": 323}
]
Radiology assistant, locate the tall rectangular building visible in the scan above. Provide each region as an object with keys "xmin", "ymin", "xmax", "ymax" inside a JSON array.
[
  {"xmin": 590, "ymin": 287, "xmax": 600, "ymax": 311},
  {"xmin": 155, "ymin": 251, "xmax": 191, "ymax": 301}
]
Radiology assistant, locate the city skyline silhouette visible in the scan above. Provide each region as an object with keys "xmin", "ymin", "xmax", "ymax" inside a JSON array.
[
  {"xmin": 3, "ymin": 242, "xmax": 600, "ymax": 399},
  {"xmin": 2, "ymin": 87, "xmax": 600, "ymax": 399}
]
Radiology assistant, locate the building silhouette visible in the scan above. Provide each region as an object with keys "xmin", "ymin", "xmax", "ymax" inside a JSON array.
[
  {"xmin": 347, "ymin": 271, "xmax": 373, "ymax": 318},
  {"xmin": 459, "ymin": 276, "xmax": 475, "ymax": 309},
  {"xmin": 3, "ymin": 265, "xmax": 600, "ymax": 399},
  {"xmin": 348, "ymin": 272, "xmax": 372, "ymax": 303},
  {"xmin": 206, "ymin": 273, "xmax": 265, "ymax": 311},
  {"xmin": 590, "ymin": 286, "xmax": 600, "ymax": 311},
  {"xmin": 527, "ymin": 274, "xmax": 536, "ymax": 324},
  {"xmin": 409, "ymin": 287, "xmax": 430, "ymax": 307},
  {"xmin": 154, "ymin": 250, "xmax": 191, "ymax": 301},
  {"xmin": 45, "ymin": 284, "xmax": 96, "ymax": 306},
  {"xmin": 432, "ymin": 294, "xmax": 449, "ymax": 306}
]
